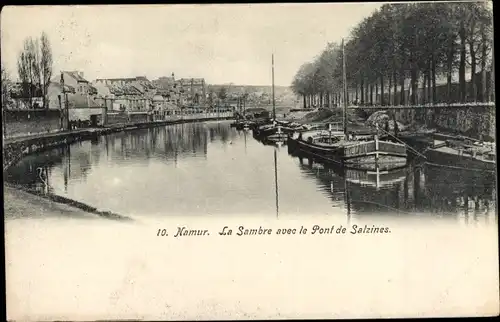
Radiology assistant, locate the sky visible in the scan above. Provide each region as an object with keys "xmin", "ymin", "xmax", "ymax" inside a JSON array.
[{"xmin": 1, "ymin": 4, "xmax": 381, "ymax": 86}]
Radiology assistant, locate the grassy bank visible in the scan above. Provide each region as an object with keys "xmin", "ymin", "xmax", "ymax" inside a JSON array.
[
  {"xmin": 4, "ymin": 185, "xmax": 99, "ymax": 220},
  {"xmin": 4, "ymin": 184, "xmax": 133, "ymax": 221}
]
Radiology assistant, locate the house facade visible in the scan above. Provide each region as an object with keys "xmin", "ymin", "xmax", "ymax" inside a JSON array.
[
  {"xmin": 177, "ymin": 78, "xmax": 206, "ymax": 106},
  {"xmin": 93, "ymin": 76, "xmax": 158, "ymax": 111},
  {"xmin": 10, "ymin": 72, "xmax": 100, "ymax": 111}
]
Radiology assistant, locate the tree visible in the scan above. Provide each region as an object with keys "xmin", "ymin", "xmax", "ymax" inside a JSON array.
[
  {"xmin": 291, "ymin": 2, "xmax": 494, "ymax": 106},
  {"xmin": 1, "ymin": 65, "xmax": 13, "ymax": 109},
  {"xmin": 217, "ymin": 87, "xmax": 227, "ymax": 104},
  {"xmin": 207, "ymin": 89, "xmax": 215, "ymax": 107},
  {"xmin": 16, "ymin": 33, "xmax": 53, "ymax": 109},
  {"xmin": 40, "ymin": 32, "xmax": 53, "ymax": 109},
  {"xmin": 17, "ymin": 46, "xmax": 30, "ymax": 107}
]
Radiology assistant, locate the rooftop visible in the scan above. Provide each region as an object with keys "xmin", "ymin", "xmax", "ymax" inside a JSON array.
[
  {"xmin": 95, "ymin": 76, "xmax": 150, "ymax": 82},
  {"xmin": 65, "ymin": 71, "xmax": 89, "ymax": 83},
  {"xmin": 69, "ymin": 94, "xmax": 100, "ymax": 108}
]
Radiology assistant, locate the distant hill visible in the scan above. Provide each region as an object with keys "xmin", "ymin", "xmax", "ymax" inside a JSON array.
[{"xmin": 207, "ymin": 84, "xmax": 291, "ymax": 96}]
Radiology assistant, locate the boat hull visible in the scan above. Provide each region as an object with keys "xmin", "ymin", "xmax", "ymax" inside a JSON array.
[
  {"xmin": 344, "ymin": 154, "xmax": 407, "ymax": 171},
  {"xmin": 264, "ymin": 134, "xmax": 288, "ymax": 144},
  {"xmin": 425, "ymin": 147, "xmax": 496, "ymax": 172},
  {"xmin": 289, "ymin": 137, "xmax": 408, "ymax": 171}
]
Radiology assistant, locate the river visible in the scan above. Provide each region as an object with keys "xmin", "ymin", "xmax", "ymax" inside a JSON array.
[{"xmin": 5, "ymin": 120, "xmax": 497, "ymax": 223}]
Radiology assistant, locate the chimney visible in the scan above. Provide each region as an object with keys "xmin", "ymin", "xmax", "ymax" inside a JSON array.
[{"xmin": 78, "ymin": 71, "xmax": 84, "ymax": 78}]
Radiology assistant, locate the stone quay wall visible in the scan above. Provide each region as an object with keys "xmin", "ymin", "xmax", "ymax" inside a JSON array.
[
  {"xmin": 372, "ymin": 104, "xmax": 496, "ymax": 141},
  {"xmin": 3, "ymin": 109, "xmax": 63, "ymax": 138}
]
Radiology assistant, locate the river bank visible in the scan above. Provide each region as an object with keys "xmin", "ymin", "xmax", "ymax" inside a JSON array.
[{"xmin": 4, "ymin": 185, "xmax": 104, "ymax": 220}]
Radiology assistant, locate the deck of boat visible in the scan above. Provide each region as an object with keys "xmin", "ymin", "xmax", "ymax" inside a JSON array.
[{"xmin": 426, "ymin": 145, "xmax": 495, "ymax": 171}]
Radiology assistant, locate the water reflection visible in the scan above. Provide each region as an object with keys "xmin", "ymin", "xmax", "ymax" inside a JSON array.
[
  {"xmin": 293, "ymin": 153, "xmax": 496, "ymax": 221},
  {"xmin": 5, "ymin": 120, "xmax": 497, "ymax": 222}
]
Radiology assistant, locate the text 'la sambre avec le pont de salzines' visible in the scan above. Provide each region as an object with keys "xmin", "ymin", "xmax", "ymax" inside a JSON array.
[
  {"xmin": 161, "ymin": 224, "xmax": 392, "ymax": 238},
  {"xmin": 217, "ymin": 225, "xmax": 391, "ymax": 236}
]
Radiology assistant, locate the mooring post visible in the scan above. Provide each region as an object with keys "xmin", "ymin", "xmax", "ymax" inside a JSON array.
[
  {"xmin": 102, "ymin": 98, "xmax": 108, "ymax": 127},
  {"xmin": 374, "ymin": 124, "xmax": 379, "ymax": 164}
]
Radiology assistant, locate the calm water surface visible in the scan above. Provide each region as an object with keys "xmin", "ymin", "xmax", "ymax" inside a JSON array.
[{"xmin": 6, "ymin": 120, "xmax": 497, "ymax": 222}]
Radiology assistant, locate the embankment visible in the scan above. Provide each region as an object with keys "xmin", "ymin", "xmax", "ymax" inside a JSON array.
[
  {"xmin": 4, "ymin": 184, "xmax": 131, "ymax": 221},
  {"xmin": 365, "ymin": 104, "xmax": 496, "ymax": 141},
  {"xmin": 285, "ymin": 104, "xmax": 496, "ymax": 141}
]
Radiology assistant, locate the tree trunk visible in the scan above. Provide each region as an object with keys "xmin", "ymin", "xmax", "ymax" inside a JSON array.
[
  {"xmin": 303, "ymin": 94, "xmax": 306, "ymax": 109},
  {"xmin": 427, "ymin": 67, "xmax": 431, "ymax": 104},
  {"xmin": 490, "ymin": 41, "xmax": 495, "ymax": 102},
  {"xmin": 411, "ymin": 67, "xmax": 418, "ymax": 105},
  {"xmin": 355, "ymin": 81, "xmax": 359, "ymax": 104},
  {"xmin": 400, "ymin": 73, "xmax": 405, "ymax": 106},
  {"xmin": 388, "ymin": 73, "xmax": 392, "ymax": 107},
  {"xmin": 381, "ymin": 75, "xmax": 385, "ymax": 106},
  {"xmin": 365, "ymin": 82, "xmax": 369, "ymax": 106},
  {"xmin": 375, "ymin": 82, "xmax": 379, "ymax": 105},
  {"xmin": 393, "ymin": 71, "xmax": 398, "ymax": 105},
  {"xmin": 410, "ymin": 29, "xmax": 418, "ymax": 106},
  {"xmin": 422, "ymin": 72, "xmax": 427, "ymax": 105},
  {"xmin": 469, "ymin": 40, "xmax": 477, "ymax": 102},
  {"xmin": 427, "ymin": 67, "xmax": 432, "ymax": 104},
  {"xmin": 369, "ymin": 84, "xmax": 373, "ymax": 105},
  {"xmin": 447, "ymin": 38, "xmax": 454, "ymax": 104},
  {"xmin": 431, "ymin": 53, "xmax": 437, "ymax": 104},
  {"xmin": 360, "ymin": 78, "xmax": 365, "ymax": 105},
  {"xmin": 480, "ymin": 44, "xmax": 487, "ymax": 103},
  {"xmin": 427, "ymin": 62, "xmax": 432, "ymax": 104},
  {"xmin": 459, "ymin": 22, "xmax": 467, "ymax": 103}
]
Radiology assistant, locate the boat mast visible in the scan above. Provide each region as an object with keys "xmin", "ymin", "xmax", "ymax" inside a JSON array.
[
  {"xmin": 342, "ymin": 38, "xmax": 348, "ymax": 136},
  {"xmin": 274, "ymin": 148, "xmax": 279, "ymax": 218},
  {"xmin": 272, "ymin": 53, "xmax": 276, "ymax": 121}
]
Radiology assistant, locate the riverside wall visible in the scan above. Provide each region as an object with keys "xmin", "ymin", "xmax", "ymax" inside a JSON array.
[
  {"xmin": 3, "ymin": 110, "xmax": 63, "ymax": 138},
  {"xmin": 364, "ymin": 104, "xmax": 496, "ymax": 141},
  {"xmin": 3, "ymin": 112, "xmax": 234, "ymax": 171}
]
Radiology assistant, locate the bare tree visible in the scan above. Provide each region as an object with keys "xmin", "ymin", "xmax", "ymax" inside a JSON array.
[
  {"xmin": 40, "ymin": 32, "xmax": 53, "ymax": 109},
  {"xmin": 16, "ymin": 33, "xmax": 53, "ymax": 109},
  {"xmin": 17, "ymin": 37, "xmax": 37, "ymax": 108},
  {"xmin": 1, "ymin": 65, "xmax": 12, "ymax": 109},
  {"xmin": 17, "ymin": 50, "xmax": 29, "ymax": 107},
  {"xmin": 32, "ymin": 38, "xmax": 42, "ymax": 107}
]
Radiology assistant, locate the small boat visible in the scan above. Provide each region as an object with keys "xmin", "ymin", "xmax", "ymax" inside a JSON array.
[
  {"xmin": 264, "ymin": 124, "xmax": 289, "ymax": 144},
  {"xmin": 253, "ymin": 54, "xmax": 301, "ymax": 142},
  {"xmin": 424, "ymin": 136, "xmax": 496, "ymax": 172},
  {"xmin": 249, "ymin": 117, "xmax": 271, "ymax": 131},
  {"xmin": 253, "ymin": 119, "xmax": 299, "ymax": 137},
  {"xmin": 289, "ymin": 130, "xmax": 407, "ymax": 171}
]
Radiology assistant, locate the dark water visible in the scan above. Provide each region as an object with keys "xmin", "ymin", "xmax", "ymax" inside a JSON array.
[{"xmin": 6, "ymin": 120, "xmax": 497, "ymax": 221}]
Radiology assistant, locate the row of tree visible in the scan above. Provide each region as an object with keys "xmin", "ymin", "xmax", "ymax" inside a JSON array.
[
  {"xmin": 16, "ymin": 32, "xmax": 53, "ymax": 109},
  {"xmin": 292, "ymin": 2, "xmax": 494, "ymax": 108}
]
